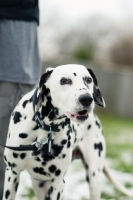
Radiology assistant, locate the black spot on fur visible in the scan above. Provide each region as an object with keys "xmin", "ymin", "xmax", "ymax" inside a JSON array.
[
  {"xmin": 19, "ymin": 133, "xmax": 28, "ymax": 138},
  {"xmin": 95, "ymin": 120, "xmax": 101, "ymax": 128},
  {"xmin": 72, "ymin": 124, "xmax": 77, "ymax": 144},
  {"xmin": 42, "ymin": 161, "xmax": 47, "ymax": 166},
  {"xmin": 5, "ymin": 190, "xmax": 10, "ymax": 199},
  {"xmin": 73, "ymin": 73, "xmax": 76, "ymax": 76},
  {"xmin": 61, "ymin": 139, "xmax": 67, "ymax": 145},
  {"xmin": 22, "ymin": 100, "xmax": 29, "ymax": 108},
  {"xmin": 39, "ymin": 181, "xmax": 45, "ymax": 188},
  {"xmin": 67, "ymin": 141, "xmax": 71, "ymax": 148},
  {"xmin": 35, "ymin": 157, "xmax": 41, "ymax": 162},
  {"xmin": 13, "ymin": 112, "xmax": 22, "ymax": 124},
  {"xmin": 93, "ymin": 172, "xmax": 95, "ymax": 176},
  {"xmin": 49, "ymin": 165, "xmax": 56, "ymax": 173},
  {"xmin": 20, "ymin": 153, "xmax": 26, "ymax": 159},
  {"xmin": 85, "ymin": 164, "xmax": 89, "ymax": 169},
  {"xmin": 8, "ymin": 162, "xmax": 11, "ymax": 167},
  {"xmin": 48, "ymin": 186, "xmax": 53, "ymax": 195},
  {"xmin": 33, "ymin": 167, "xmax": 39, "ymax": 173},
  {"xmin": 13, "ymin": 171, "xmax": 17, "ymax": 175},
  {"xmin": 88, "ymin": 124, "xmax": 91, "ymax": 129},
  {"xmin": 33, "ymin": 125, "xmax": 39, "ymax": 130},
  {"xmin": 57, "ymin": 192, "xmax": 60, "ymax": 200},
  {"xmin": 8, "ymin": 177, "xmax": 11, "ymax": 182},
  {"xmin": 15, "ymin": 182, "xmax": 19, "ymax": 191},
  {"xmin": 74, "ymin": 138, "xmax": 77, "ymax": 143},
  {"xmin": 13, "ymin": 152, "xmax": 18, "ymax": 158},
  {"xmin": 68, "ymin": 135, "xmax": 71, "ymax": 140},
  {"xmin": 4, "ymin": 156, "xmax": 7, "ymax": 162},
  {"xmin": 55, "ymin": 169, "xmax": 61, "ymax": 176},
  {"xmin": 12, "ymin": 163, "xmax": 16, "ymax": 168},
  {"xmin": 94, "ymin": 142, "xmax": 103, "ymax": 157},
  {"xmin": 14, "ymin": 178, "xmax": 17, "ymax": 183},
  {"xmin": 33, "ymin": 167, "xmax": 50, "ymax": 176},
  {"xmin": 62, "ymin": 154, "xmax": 66, "ymax": 158},
  {"xmin": 86, "ymin": 175, "xmax": 89, "ymax": 182}
]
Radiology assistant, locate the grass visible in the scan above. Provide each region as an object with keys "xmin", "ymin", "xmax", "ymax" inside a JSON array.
[
  {"xmin": 97, "ymin": 112, "xmax": 133, "ymax": 173},
  {"xmin": 96, "ymin": 112, "xmax": 133, "ymax": 199},
  {"xmin": 73, "ymin": 45, "xmax": 94, "ymax": 61}
]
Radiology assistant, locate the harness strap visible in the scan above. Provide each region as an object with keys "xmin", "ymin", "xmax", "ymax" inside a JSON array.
[{"xmin": 0, "ymin": 143, "xmax": 37, "ymax": 151}]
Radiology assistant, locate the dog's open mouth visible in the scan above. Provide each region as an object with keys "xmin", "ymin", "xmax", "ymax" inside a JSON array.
[{"xmin": 67, "ymin": 110, "xmax": 89, "ymax": 121}]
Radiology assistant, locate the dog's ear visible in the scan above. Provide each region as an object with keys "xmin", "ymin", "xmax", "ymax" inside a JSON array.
[
  {"xmin": 46, "ymin": 67, "xmax": 54, "ymax": 72},
  {"xmin": 39, "ymin": 70, "xmax": 53, "ymax": 88},
  {"xmin": 35, "ymin": 70, "xmax": 53, "ymax": 110},
  {"xmin": 87, "ymin": 68, "xmax": 106, "ymax": 108}
]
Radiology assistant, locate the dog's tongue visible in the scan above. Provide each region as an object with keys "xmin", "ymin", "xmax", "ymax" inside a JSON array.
[
  {"xmin": 71, "ymin": 113, "xmax": 78, "ymax": 119},
  {"xmin": 67, "ymin": 110, "xmax": 88, "ymax": 119}
]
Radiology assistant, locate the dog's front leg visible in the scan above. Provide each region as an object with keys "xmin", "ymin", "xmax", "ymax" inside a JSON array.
[
  {"xmin": 86, "ymin": 166, "xmax": 101, "ymax": 200},
  {"xmin": 32, "ymin": 176, "xmax": 65, "ymax": 200},
  {"xmin": 78, "ymin": 143, "xmax": 104, "ymax": 200},
  {"xmin": 2, "ymin": 167, "xmax": 19, "ymax": 200}
]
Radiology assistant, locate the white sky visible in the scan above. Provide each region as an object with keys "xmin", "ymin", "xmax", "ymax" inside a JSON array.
[{"xmin": 39, "ymin": 0, "xmax": 133, "ymax": 24}]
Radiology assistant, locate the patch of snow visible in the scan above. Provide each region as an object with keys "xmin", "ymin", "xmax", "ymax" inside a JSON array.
[{"xmin": 17, "ymin": 170, "xmax": 37, "ymax": 200}]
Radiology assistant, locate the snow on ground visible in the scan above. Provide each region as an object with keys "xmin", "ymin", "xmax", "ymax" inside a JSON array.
[{"xmin": 17, "ymin": 160, "xmax": 133, "ymax": 200}]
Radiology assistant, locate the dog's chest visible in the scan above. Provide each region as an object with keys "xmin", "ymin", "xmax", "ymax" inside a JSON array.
[
  {"xmin": 26, "ymin": 124, "xmax": 83, "ymax": 181},
  {"xmin": 5, "ymin": 97, "xmax": 84, "ymax": 182}
]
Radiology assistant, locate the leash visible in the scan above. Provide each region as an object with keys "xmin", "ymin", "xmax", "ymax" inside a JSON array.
[{"xmin": 1, "ymin": 88, "xmax": 64, "ymax": 156}]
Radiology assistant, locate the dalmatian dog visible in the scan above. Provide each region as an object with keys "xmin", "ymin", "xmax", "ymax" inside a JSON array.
[{"xmin": 2, "ymin": 64, "xmax": 133, "ymax": 200}]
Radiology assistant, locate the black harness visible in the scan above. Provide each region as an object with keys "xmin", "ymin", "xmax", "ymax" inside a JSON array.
[{"xmin": 1, "ymin": 88, "xmax": 69, "ymax": 156}]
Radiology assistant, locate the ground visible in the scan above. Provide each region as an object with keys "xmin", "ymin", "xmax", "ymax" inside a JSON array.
[{"xmin": 16, "ymin": 112, "xmax": 133, "ymax": 200}]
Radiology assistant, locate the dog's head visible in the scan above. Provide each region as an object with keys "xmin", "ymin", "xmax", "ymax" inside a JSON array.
[{"xmin": 39, "ymin": 64, "xmax": 105, "ymax": 123}]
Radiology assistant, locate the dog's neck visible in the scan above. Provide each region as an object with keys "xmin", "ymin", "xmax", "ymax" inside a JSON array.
[{"xmin": 34, "ymin": 85, "xmax": 68, "ymax": 128}]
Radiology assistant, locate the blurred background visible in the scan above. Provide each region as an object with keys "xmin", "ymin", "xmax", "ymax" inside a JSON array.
[{"xmin": 18, "ymin": 0, "xmax": 133, "ymax": 199}]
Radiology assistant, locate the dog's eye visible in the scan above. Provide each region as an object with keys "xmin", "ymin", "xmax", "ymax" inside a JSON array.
[
  {"xmin": 85, "ymin": 77, "xmax": 92, "ymax": 84},
  {"xmin": 60, "ymin": 78, "xmax": 72, "ymax": 85},
  {"xmin": 60, "ymin": 78, "xmax": 68, "ymax": 85}
]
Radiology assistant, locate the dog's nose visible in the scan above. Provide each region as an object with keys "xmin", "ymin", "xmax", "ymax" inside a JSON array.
[{"xmin": 79, "ymin": 94, "xmax": 93, "ymax": 107}]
